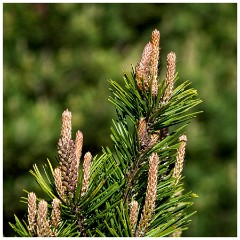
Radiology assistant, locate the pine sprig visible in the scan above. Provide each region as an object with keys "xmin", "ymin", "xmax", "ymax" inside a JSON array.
[
  {"xmin": 10, "ymin": 29, "xmax": 201, "ymax": 237},
  {"xmin": 9, "ymin": 215, "xmax": 30, "ymax": 237},
  {"xmin": 29, "ymin": 161, "xmax": 57, "ymax": 200}
]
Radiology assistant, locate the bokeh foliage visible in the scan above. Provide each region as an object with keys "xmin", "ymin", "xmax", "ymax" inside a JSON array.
[{"xmin": 3, "ymin": 3, "xmax": 236, "ymax": 237}]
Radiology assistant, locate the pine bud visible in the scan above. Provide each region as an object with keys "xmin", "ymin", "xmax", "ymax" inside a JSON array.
[
  {"xmin": 72, "ymin": 130, "xmax": 83, "ymax": 189},
  {"xmin": 60, "ymin": 109, "xmax": 72, "ymax": 145},
  {"xmin": 138, "ymin": 117, "xmax": 149, "ymax": 149},
  {"xmin": 58, "ymin": 138, "xmax": 77, "ymax": 196},
  {"xmin": 136, "ymin": 42, "xmax": 153, "ymax": 91},
  {"xmin": 75, "ymin": 130, "xmax": 83, "ymax": 165},
  {"xmin": 28, "ymin": 192, "xmax": 37, "ymax": 236},
  {"xmin": 148, "ymin": 131, "xmax": 160, "ymax": 148},
  {"xmin": 57, "ymin": 110, "xmax": 82, "ymax": 198},
  {"xmin": 162, "ymin": 52, "xmax": 176, "ymax": 104},
  {"xmin": 81, "ymin": 152, "xmax": 92, "ymax": 197},
  {"xmin": 135, "ymin": 29, "xmax": 161, "ymax": 97},
  {"xmin": 37, "ymin": 200, "xmax": 52, "ymax": 237},
  {"xmin": 54, "ymin": 168, "xmax": 66, "ymax": 202},
  {"xmin": 129, "ymin": 200, "xmax": 139, "ymax": 235},
  {"xmin": 151, "ymin": 29, "xmax": 160, "ymax": 96},
  {"xmin": 173, "ymin": 135, "xmax": 187, "ymax": 184},
  {"xmin": 136, "ymin": 153, "xmax": 159, "ymax": 237},
  {"xmin": 51, "ymin": 198, "xmax": 61, "ymax": 228}
]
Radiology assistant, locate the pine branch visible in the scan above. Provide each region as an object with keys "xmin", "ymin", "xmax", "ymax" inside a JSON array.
[{"xmin": 9, "ymin": 29, "xmax": 201, "ymax": 237}]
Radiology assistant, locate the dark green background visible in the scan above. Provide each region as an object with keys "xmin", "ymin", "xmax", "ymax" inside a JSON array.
[{"xmin": 3, "ymin": 3, "xmax": 237, "ymax": 236}]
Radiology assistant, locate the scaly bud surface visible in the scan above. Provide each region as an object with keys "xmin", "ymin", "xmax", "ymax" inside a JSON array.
[
  {"xmin": 54, "ymin": 167, "xmax": 66, "ymax": 202},
  {"xmin": 136, "ymin": 153, "xmax": 159, "ymax": 236},
  {"xmin": 81, "ymin": 152, "xmax": 92, "ymax": 197},
  {"xmin": 173, "ymin": 135, "xmax": 187, "ymax": 184},
  {"xmin": 28, "ymin": 192, "xmax": 37, "ymax": 236},
  {"xmin": 162, "ymin": 51, "xmax": 176, "ymax": 104},
  {"xmin": 138, "ymin": 117, "xmax": 149, "ymax": 149},
  {"xmin": 57, "ymin": 109, "xmax": 82, "ymax": 199},
  {"xmin": 37, "ymin": 200, "xmax": 52, "ymax": 237},
  {"xmin": 135, "ymin": 29, "xmax": 160, "ymax": 97},
  {"xmin": 51, "ymin": 198, "xmax": 61, "ymax": 228},
  {"xmin": 130, "ymin": 200, "xmax": 139, "ymax": 235},
  {"xmin": 151, "ymin": 29, "xmax": 160, "ymax": 96},
  {"xmin": 136, "ymin": 42, "xmax": 153, "ymax": 91},
  {"xmin": 60, "ymin": 109, "xmax": 72, "ymax": 145}
]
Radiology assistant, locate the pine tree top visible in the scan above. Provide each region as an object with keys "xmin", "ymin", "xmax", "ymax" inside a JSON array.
[{"xmin": 9, "ymin": 29, "xmax": 201, "ymax": 237}]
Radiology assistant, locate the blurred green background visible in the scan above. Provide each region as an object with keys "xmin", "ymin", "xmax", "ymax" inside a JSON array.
[{"xmin": 3, "ymin": 3, "xmax": 237, "ymax": 237}]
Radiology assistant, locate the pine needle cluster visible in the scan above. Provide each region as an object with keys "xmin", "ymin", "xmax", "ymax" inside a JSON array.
[{"xmin": 9, "ymin": 29, "xmax": 202, "ymax": 237}]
